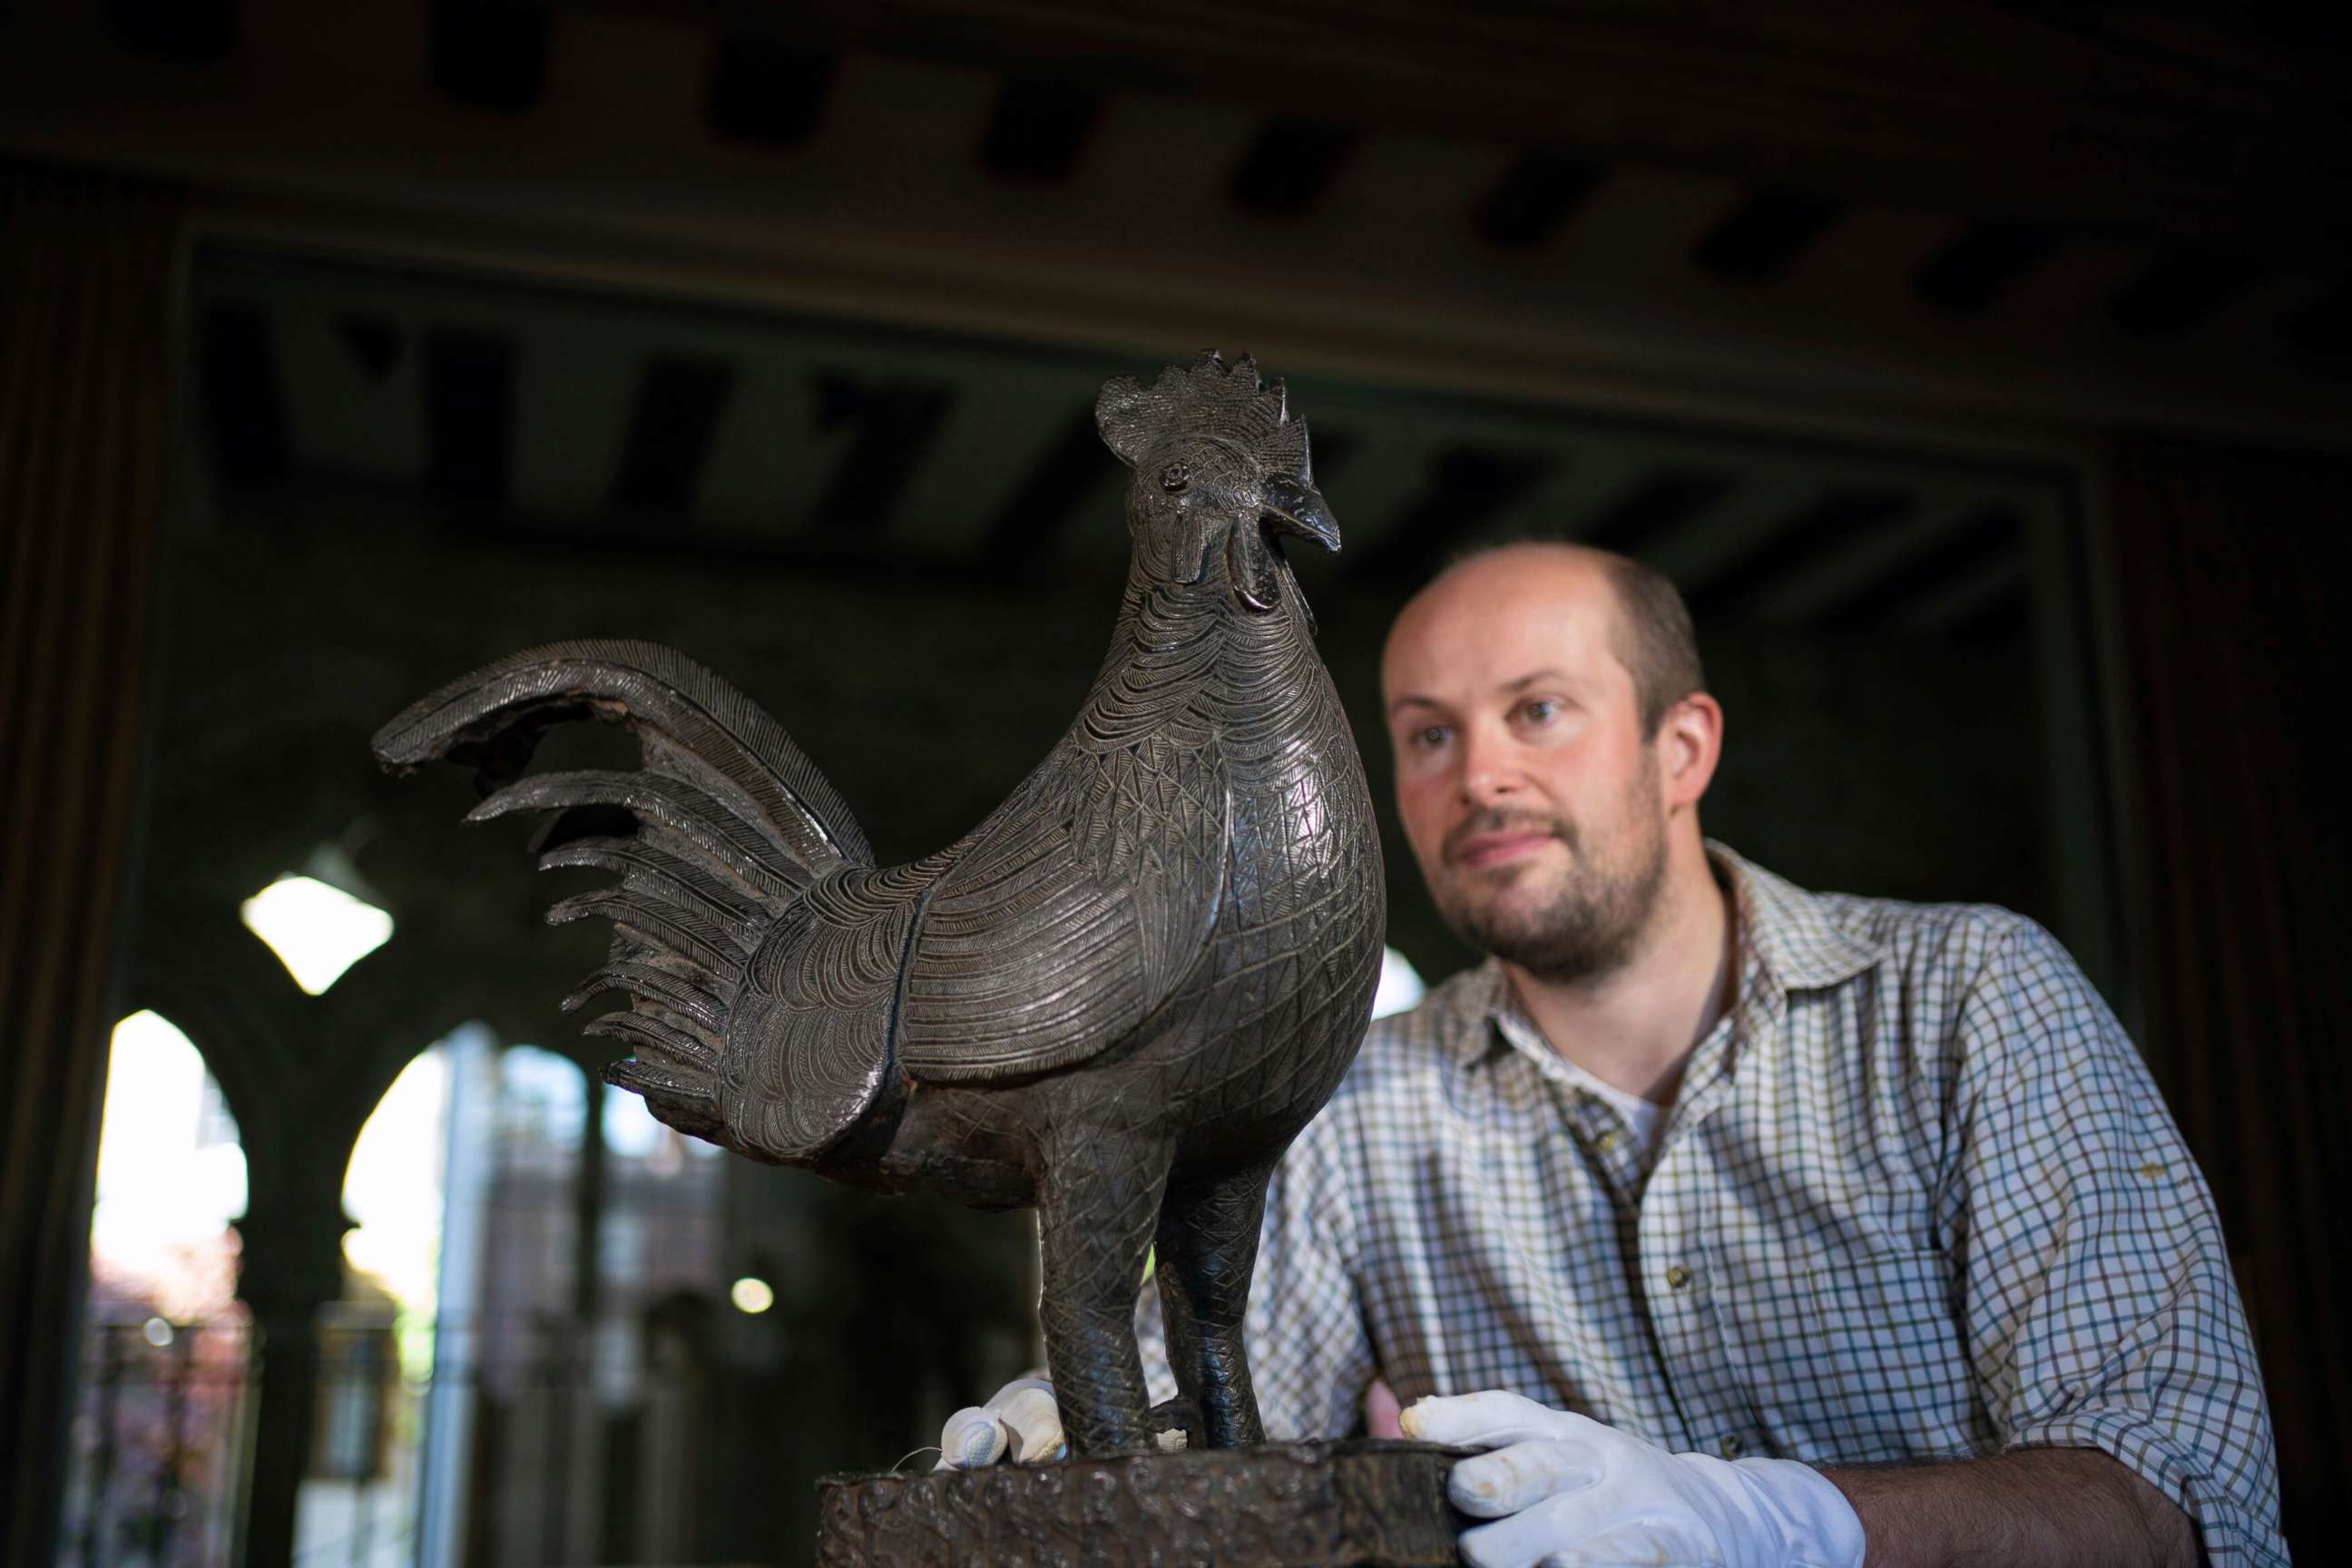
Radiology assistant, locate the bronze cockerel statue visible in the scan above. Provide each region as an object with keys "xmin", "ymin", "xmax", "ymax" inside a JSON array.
[{"xmin": 374, "ymin": 352, "xmax": 1387, "ymax": 1459}]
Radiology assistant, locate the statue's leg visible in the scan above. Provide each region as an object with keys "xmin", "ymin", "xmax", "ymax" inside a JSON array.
[
  {"xmin": 1034, "ymin": 1122, "xmax": 1171, "ymax": 1458},
  {"xmin": 1152, "ymin": 1160, "xmax": 1274, "ymax": 1448}
]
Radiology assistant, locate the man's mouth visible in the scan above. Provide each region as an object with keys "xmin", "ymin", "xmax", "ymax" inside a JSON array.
[{"xmin": 1445, "ymin": 820, "xmax": 1565, "ymax": 870}]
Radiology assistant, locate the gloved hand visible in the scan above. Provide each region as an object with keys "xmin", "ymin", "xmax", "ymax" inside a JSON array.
[
  {"xmin": 937, "ymin": 1377, "xmax": 1198, "ymax": 1469},
  {"xmin": 937, "ymin": 1377, "xmax": 1067, "ymax": 1469},
  {"xmin": 1399, "ymin": 1391, "xmax": 1865, "ymax": 1568}
]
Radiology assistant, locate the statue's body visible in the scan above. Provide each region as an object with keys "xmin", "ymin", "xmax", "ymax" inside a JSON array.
[{"xmin": 377, "ymin": 353, "xmax": 1387, "ymax": 1461}]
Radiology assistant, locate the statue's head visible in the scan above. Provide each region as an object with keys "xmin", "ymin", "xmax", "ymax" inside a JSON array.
[{"xmin": 1096, "ymin": 351, "xmax": 1339, "ymax": 610}]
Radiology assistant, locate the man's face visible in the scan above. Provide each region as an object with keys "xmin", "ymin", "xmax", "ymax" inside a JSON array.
[{"xmin": 1381, "ymin": 552, "xmax": 1671, "ymax": 984}]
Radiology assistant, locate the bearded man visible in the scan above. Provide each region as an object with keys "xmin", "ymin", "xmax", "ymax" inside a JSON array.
[{"xmin": 950, "ymin": 543, "xmax": 2285, "ymax": 1568}]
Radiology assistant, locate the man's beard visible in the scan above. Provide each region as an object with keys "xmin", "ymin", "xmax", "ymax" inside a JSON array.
[{"xmin": 1433, "ymin": 784, "xmax": 1669, "ymax": 985}]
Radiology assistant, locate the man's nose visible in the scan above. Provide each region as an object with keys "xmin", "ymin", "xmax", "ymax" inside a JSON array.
[{"xmin": 1456, "ymin": 725, "xmax": 1522, "ymax": 805}]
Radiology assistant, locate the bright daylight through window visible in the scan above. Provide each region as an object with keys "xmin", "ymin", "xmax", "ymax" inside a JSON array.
[{"xmin": 239, "ymin": 874, "xmax": 395, "ymax": 995}]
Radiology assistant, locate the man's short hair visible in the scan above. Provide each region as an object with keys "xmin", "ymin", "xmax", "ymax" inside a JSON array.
[
  {"xmin": 1596, "ymin": 553, "xmax": 1706, "ymax": 736},
  {"xmin": 1445, "ymin": 542, "xmax": 1706, "ymax": 735}
]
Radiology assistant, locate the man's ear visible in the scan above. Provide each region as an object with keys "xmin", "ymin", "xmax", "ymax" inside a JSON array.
[{"xmin": 1658, "ymin": 691, "xmax": 1722, "ymax": 810}]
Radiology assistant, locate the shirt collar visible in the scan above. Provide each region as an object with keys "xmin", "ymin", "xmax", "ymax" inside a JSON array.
[
  {"xmin": 1710, "ymin": 841, "xmax": 1886, "ymax": 993},
  {"xmin": 1445, "ymin": 842, "xmax": 1886, "ymax": 1068}
]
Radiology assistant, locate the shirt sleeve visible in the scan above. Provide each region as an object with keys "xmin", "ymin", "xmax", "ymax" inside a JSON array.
[
  {"xmin": 1946, "ymin": 917, "xmax": 2288, "ymax": 1566},
  {"xmin": 1250, "ymin": 1111, "xmax": 1379, "ymax": 1439}
]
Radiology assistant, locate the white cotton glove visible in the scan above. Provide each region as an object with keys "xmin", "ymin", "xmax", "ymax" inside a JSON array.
[
  {"xmin": 936, "ymin": 1377, "xmax": 1191, "ymax": 1469},
  {"xmin": 937, "ymin": 1377, "xmax": 1066, "ymax": 1469},
  {"xmin": 1399, "ymin": 1391, "xmax": 1865, "ymax": 1568}
]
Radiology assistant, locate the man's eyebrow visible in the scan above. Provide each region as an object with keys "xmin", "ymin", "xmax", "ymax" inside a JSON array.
[{"xmin": 1388, "ymin": 669, "xmax": 1583, "ymax": 718}]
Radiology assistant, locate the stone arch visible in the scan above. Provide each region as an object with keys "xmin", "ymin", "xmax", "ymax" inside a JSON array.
[{"xmin": 118, "ymin": 891, "xmax": 593, "ymax": 1566}]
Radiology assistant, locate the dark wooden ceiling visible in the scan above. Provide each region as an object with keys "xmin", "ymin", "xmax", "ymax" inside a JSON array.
[
  {"xmin": 692, "ymin": 0, "xmax": 2352, "ymax": 260},
  {"xmin": 191, "ymin": 244, "xmax": 2068, "ymax": 648},
  {"xmin": 5, "ymin": 0, "xmax": 2347, "ymax": 451}
]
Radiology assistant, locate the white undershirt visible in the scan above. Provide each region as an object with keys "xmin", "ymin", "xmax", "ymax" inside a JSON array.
[
  {"xmin": 1493, "ymin": 1008, "xmax": 1673, "ymax": 1164},
  {"xmin": 1553, "ymin": 1055, "xmax": 1669, "ymax": 1163}
]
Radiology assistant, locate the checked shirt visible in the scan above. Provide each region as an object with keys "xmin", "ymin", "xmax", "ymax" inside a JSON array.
[{"xmin": 1149, "ymin": 846, "xmax": 2288, "ymax": 1565}]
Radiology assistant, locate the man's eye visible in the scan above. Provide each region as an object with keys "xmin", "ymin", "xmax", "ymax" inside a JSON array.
[
  {"xmin": 1521, "ymin": 699, "xmax": 1559, "ymax": 724},
  {"xmin": 1412, "ymin": 726, "xmax": 1450, "ymax": 750}
]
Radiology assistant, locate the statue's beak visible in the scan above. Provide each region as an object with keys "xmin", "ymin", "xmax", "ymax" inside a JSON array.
[{"xmin": 1260, "ymin": 474, "xmax": 1342, "ymax": 553}]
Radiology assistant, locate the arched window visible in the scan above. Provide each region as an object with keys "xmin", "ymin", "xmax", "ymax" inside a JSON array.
[
  {"xmin": 294, "ymin": 1044, "xmax": 456, "ymax": 1558},
  {"xmin": 68, "ymin": 1011, "xmax": 250, "ymax": 1568}
]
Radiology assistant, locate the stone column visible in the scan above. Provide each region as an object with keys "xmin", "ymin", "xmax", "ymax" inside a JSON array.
[{"xmin": 231, "ymin": 1166, "xmax": 352, "ymax": 1568}]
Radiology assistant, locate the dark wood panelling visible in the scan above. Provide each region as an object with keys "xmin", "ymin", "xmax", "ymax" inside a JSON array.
[
  {"xmin": 1913, "ymin": 221, "xmax": 2063, "ymax": 315},
  {"xmin": 983, "ymin": 74, "xmax": 1103, "ymax": 181},
  {"xmin": 1230, "ymin": 117, "xmax": 1357, "ymax": 218}
]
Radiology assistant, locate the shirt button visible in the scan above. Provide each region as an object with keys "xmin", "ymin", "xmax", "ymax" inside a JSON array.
[
  {"xmin": 1664, "ymin": 1264, "xmax": 1691, "ymax": 1291},
  {"xmin": 1720, "ymin": 1434, "xmax": 1745, "ymax": 1457},
  {"xmin": 1594, "ymin": 1126, "xmax": 1622, "ymax": 1152}
]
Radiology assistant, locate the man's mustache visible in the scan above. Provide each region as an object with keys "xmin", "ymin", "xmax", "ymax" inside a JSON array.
[{"xmin": 1442, "ymin": 809, "xmax": 1577, "ymax": 867}]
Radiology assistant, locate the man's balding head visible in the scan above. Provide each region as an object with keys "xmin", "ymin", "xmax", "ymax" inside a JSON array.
[
  {"xmin": 1392, "ymin": 544, "xmax": 1703, "ymax": 738},
  {"xmin": 1379, "ymin": 542, "xmax": 1721, "ymax": 986}
]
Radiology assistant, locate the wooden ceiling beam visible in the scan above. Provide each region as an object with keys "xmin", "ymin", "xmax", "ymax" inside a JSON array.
[{"xmin": 659, "ymin": 0, "xmax": 2352, "ymax": 261}]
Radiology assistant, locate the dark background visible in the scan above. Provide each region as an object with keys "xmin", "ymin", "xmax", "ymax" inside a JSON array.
[{"xmin": 4, "ymin": 2, "xmax": 2347, "ymax": 1563}]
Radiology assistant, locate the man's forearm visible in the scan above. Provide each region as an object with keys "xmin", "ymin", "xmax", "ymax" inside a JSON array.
[{"xmin": 1822, "ymin": 1446, "xmax": 2200, "ymax": 1568}]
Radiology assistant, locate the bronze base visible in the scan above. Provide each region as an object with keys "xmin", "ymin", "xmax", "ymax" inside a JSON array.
[{"xmin": 816, "ymin": 1439, "xmax": 1469, "ymax": 1567}]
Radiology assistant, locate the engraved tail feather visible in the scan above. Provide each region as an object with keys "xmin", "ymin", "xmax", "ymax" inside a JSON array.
[{"xmin": 371, "ymin": 639, "xmax": 872, "ymax": 1137}]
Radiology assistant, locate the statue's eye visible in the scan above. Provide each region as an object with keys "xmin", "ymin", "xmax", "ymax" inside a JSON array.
[{"xmin": 1159, "ymin": 462, "xmax": 1191, "ymax": 494}]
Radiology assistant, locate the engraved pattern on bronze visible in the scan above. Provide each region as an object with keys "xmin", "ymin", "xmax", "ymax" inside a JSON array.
[
  {"xmin": 816, "ymin": 1443, "xmax": 1467, "ymax": 1568},
  {"xmin": 374, "ymin": 353, "xmax": 1387, "ymax": 1460}
]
